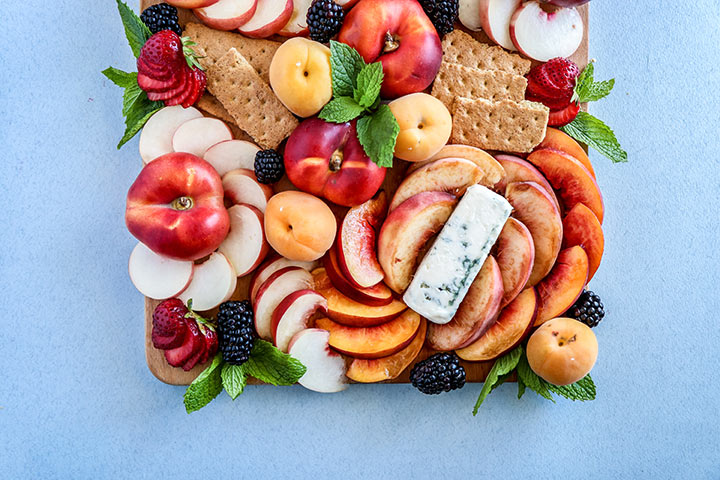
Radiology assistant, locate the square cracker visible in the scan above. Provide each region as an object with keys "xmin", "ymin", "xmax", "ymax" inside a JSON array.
[
  {"xmin": 431, "ymin": 62, "xmax": 527, "ymax": 109},
  {"xmin": 451, "ymin": 97, "xmax": 549, "ymax": 153},
  {"xmin": 441, "ymin": 30, "xmax": 531, "ymax": 76},
  {"xmin": 206, "ymin": 48, "xmax": 298, "ymax": 149},
  {"xmin": 183, "ymin": 22, "xmax": 280, "ymax": 83}
]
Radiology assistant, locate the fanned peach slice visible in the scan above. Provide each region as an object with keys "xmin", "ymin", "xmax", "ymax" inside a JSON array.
[
  {"xmin": 378, "ymin": 192, "xmax": 458, "ymax": 293},
  {"xmin": 315, "ymin": 310, "xmax": 420, "ymax": 359},
  {"xmin": 493, "ymin": 217, "xmax": 535, "ymax": 307},
  {"xmin": 324, "ymin": 247, "xmax": 393, "ymax": 306},
  {"xmin": 427, "ymin": 256, "xmax": 504, "ymax": 351},
  {"xmin": 407, "ymin": 144, "xmax": 506, "ymax": 188},
  {"xmin": 563, "ymin": 203, "xmax": 604, "ymax": 281},
  {"xmin": 456, "ymin": 287, "xmax": 538, "ymax": 361},
  {"xmin": 537, "ymin": 128, "xmax": 595, "ymax": 179},
  {"xmin": 494, "ymin": 154, "xmax": 560, "ymax": 211},
  {"xmin": 527, "ymin": 149, "xmax": 604, "ymax": 224},
  {"xmin": 535, "ymin": 246, "xmax": 589, "ymax": 326},
  {"xmin": 312, "ymin": 268, "xmax": 406, "ymax": 327},
  {"xmin": 389, "ymin": 158, "xmax": 480, "ymax": 211},
  {"xmin": 346, "ymin": 319, "xmax": 427, "ymax": 383},
  {"xmin": 337, "ymin": 192, "xmax": 387, "ymax": 288},
  {"xmin": 506, "ymin": 182, "xmax": 563, "ymax": 286}
]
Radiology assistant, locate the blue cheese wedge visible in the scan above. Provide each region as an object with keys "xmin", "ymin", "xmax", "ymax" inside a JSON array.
[{"xmin": 403, "ymin": 185, "xmax": 511, "ymax": 325}]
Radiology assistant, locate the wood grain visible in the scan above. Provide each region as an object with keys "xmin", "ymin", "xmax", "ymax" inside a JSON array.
[{"xmin": 139, "ymin": 0, "xmax": 589, "ymax": 386}]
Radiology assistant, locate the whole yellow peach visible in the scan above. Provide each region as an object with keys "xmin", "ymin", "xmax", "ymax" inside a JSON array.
[
  {"xmin": 389, "ymin": 93, "xmax": 452, "ymax": 162},
  {"xmin": 526, "ymin": 317, "xmax": 598, "ymax": 386},
  {"xmin": 269, "ymin": 38, "xmax": 332, "ymax": 118}
]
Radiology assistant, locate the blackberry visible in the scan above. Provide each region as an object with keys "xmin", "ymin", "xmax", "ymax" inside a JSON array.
[
  {"xmin": 254, "ymin": 149, "xmax": 285, "ymax": 184},
  {"xmin": 307, "ymin": 0, "xmax": 345, "ymax": 43},
  {"xmin": 410, "ymin": 353, "xmax": 466, "ymax": 395},
  {"xmin": 141, "ymin": 3, "xmax": 182, "ymax": 36},
  {"xmin": 216, "ymin": 301, "xmax": 256, "ymax": 365},
  {"xmin": 569, "ymin": 290, "xmax": 605, "ymax": 328},
  {"xmin": 417, "ymin": 0, "xmax": 459, "ymax": 37}
]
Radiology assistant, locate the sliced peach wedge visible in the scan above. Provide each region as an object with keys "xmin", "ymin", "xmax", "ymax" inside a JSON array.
[
  {"xmin": 535, "ymin": 246, "xmax": 589, "ymax": 326},
  {"xmin": 337, "ymin": 192, "xmax": 388, "ymax": 288},
  {"xmin": 388, "ymin": 157, "xmax": 481, "ymax": 211},
  {"xmin": 427, "ymin": 256, "xmax": 504, "ymax": 351},
  {"xmin": 506, "ymin": 181, "xmax": 563, "ymax": 287},
  {"xmin": 312, "ymin": 268, "xmax": 406, "ymax": 327},
  {"xmin": 408, "ymin": 144, "xmax": 506, "ymax": 188},
  {"xmin": 315, "ymin": 310, "xmax": 421, "ymax": 359},
  {"xmin": 537, "ymin": 128, "xmax": 595, "ymax": 179},
  {"xmin": 493, "ymin": 217, "xmax": 535, "ymax": 307},
  {"xmin": 456, "ymin": 287, "xmax": 538, "ymax": 362},
  {"xmin": 378, "ymin": 191, "xmax": 457, "ymax": 293},
  {"xmin": 324, "ymin": 247, "xmax": 393, "ymax": 307},
  {"xmin": 563, "ymin": 203, "xmax": 604, "ymax": 281},
  {"xmin": 346, "ymin": 318, "xmax": 427, "ymax": 383},
  {"xmin": 527, "ymin": 149, "xmax": 604, "ymax": 224},
  {"xmin": 494, "ymin": 154, "xmax": 560, "ymax": 212}
]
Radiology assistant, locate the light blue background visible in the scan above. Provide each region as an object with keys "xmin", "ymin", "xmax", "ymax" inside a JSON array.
[{"xmin": 1, "ymin": 0, "xmax": 719, "ymax": 478}]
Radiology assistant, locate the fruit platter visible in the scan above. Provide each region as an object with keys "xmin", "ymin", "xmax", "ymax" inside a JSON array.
[{"xmin": 105, "ymin": 0, "xmax": 625, "ymax": 413}]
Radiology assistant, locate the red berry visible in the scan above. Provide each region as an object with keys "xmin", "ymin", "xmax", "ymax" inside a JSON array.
[
  {"xmin": 164, "ymin": 318, "xmax": 204, "ymax": 368},
  {"xmin": 151, "ymin": 298, "xmax": 189, "ymax": 350},
  {"xmin": 548, "ymin": 102, "xmax": 580, "ymax": 127},
  {"xmin": 198, "ymin": 326, "xmax": 218, "ymax": 365},
  {"xmin": 138, "ymin": 30, "xmax": 185, "ymax": 71},
  {"xmin": 526, "ymin": 57, "xmax": 580, "ymax": 109}
]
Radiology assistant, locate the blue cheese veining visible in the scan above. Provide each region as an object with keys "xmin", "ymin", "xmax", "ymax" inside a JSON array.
[{"xmin": 402, "ymin": 185, "xmax": 511, "ymax": 325}]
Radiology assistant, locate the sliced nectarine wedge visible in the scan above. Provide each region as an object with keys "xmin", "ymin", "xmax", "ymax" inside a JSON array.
[
  {"xmin": 316, "ymin": 310, "xmax": 420, "ymax": 359},
  {"xmin": 493, "ymin": 217, "xmax": 535, "ymax": 307},
  {"xmin": 324, "ymin": 247, "xmax": 393, "ymax": 306},
  {"xmin": 494, "ymin": 154, "xmax": 560, "ymax": 211},
  {"xmin": 427, "ymin": 256, "xmax": 504, "ymax": 351},
  {"xmin": 537, "ymin": 128, "xmax": 595, "ymax": 179},
  {"xmin": 406, "ymin": 144, "xmax": 506, "ymax": 188},
  {"xmin": 506, "ymin": 181, "xmax": 563, "ymax": 287},
  {"xmin": 312, "ymin": 268, "xmax": 406, "ymax": 327},
  {"xmin": 346, "ymin": 318, "xmax": 427, "ymax": 383},
  {"xmin": 527, "ymin": 149, "xmax": 604, "ymax": 224},
  {"xmin": 563, "ymin": 203, "xmax": 604, "ymax": 281},
  {"xmin": 456, "ymin": 287, "xmax": 538, "ymax": 362},
  {"xmin": 535, "ymin": 246, "xmax": 589, "ymax": 326}
]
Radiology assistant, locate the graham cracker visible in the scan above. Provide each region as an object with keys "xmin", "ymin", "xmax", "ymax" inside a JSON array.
[
  {"xmin": 451, "ymin": 97, "xmax": 549, "ymax": 153},
  {"xmin": 183, "ymin": 23, "xmax": 280, "ymax": 83},
  {"xmin": 441, "ymin": 30, "xmax": 531, "ymax": 76},
  {"xmin": 196, "ymin": 94, "xmax": 253, "ymax": 142},
  {"xmin": 206, "ymin": 48, "xmax": 298, "ymax": 149},
  {"xmin": 431, "ymin": 62, "xmax": 527, "ymax": 109}
]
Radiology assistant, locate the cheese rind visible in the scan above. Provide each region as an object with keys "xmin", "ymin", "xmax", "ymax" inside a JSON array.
[{"xmin": 402, "ymin": 185, "xmax": 511, "ymax": 325}]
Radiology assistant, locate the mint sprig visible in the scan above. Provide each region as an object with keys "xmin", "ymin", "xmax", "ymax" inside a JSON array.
[
  {"xmin": 184, "ymin": 353, "xmax": 224, "ymax": 414},
  {"xmin": 221, "ymin": 364, "xmax": 247, "ymax": 400},
  {"xmin": 472, "ymin": 346, "xmax": 522, "ymax": 415},
  {"xmin": 319, "ymin": 41, "xmax": 400, "ymax": 168},
  {"xmin": 243, "ymin": 340, "xmax": 307, "ymax": 386},
  {"xmin": 115, "ymin": 0, "xmax": 152, "ymax": 58},
  {"xmin": 573, "ymin": 62, "xmax": 615, "ymax": 103}
]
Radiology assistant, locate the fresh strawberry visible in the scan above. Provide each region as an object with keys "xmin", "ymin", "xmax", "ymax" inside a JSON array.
[
  {"xmin": 165, "ymin": 67, "xmax": 196, "ymax": 107},
  {"xmin": 146, "ymin": 68, "xmax": 190, "ymax": 102},
  {"xmin": 548, "ymin": 102, "xmax": 580, "ymax": 127},
  {"xmin": 151, "ymin": 298, "xmax": 188, "ymax": 350},
  {"xmin": 164, "ymin": 318, "xmax": 204, "ymax": 367},
  {"xmin": 526, "ymin": 94, "xmax": 571, "ymax": 112},
  {"xmin": 197, "ymin": 323, "xmax": 218, "ymax": 365},
  {"xmin": 137, "ymin": 70, "xmax": 185, "ymax": 94},
  {"xmin": 182, "ymin": 68, "xmax": 206, "ymax": 108},
  {"xmin": 138, "ymin": 30, "xmax": 185, "ymax": 71},
  {"xmin": 181, "ymin": 327, "xmax": 207, "ymax": 371},
  {"xmin": 526, "ymin": 57, "xmax": 580, "ymax": 110}
]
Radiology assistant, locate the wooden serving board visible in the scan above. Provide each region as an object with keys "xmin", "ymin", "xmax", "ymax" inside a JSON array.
[{"xmin": 140, "ymin": 0, "xmax": 590, "ymax": 386}]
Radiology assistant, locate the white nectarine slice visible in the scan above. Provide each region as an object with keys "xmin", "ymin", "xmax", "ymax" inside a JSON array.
[
  {"xmin": 172, "ymin": 117, "xmax": 233, "ymax": 157},
  {"xmin": 378, "ymin": 191, "xmax": 458, "ymax": 293},
  {"xmin": 535, "ymin": 246, "xmax": 589, "ymax": 326},
  {"xmin": 128, "ymin": 242, "xmax": 194, "ymax": 300},
  {"xmin": 194, "ymin": 0, "xmax": 258, "ymax": 31},
  {"xmin": 249, "ymin": 255, "xmax": 319, "ymax": 303},
  {"xmin": 458, "ymin": 0, "xmax": 483, "ymax": 31},
  {"xmin": 204, "ymin": 139, "xmax": 260, "ymax": 177},
  {"xmin": 254, "ymin": 266, "xmax": 313, "ymax": 340},
  {"xmin": 389, "ymin": 158, "xmax": 481, "ymax": 211},
  {"xmin": 222, "ymin": 169, "xmax": 273, "ymax": 213},
  {"xmin": 506, "ymin": 181, "xmax": 563, "ymax": 287},
  {"xmin": 288, "ymin": 328, "xmax": 348, "ymax": 393},
  {"xmin": 178, "ymin": 252, "xmax": 237, "ymax": 311},
  {"xmin": 278, "ymin": 0, "xmax": 312, "ymax": 36},
  {"xmin": 479, "ymin": 0, "xmax": 522, "ymax": 50},
  {"xmin": 217, "ymin": 204, "xmax": 269, "ymax": 277},
  {"xmin": 510, "ymin": 1, "xmax": 583, "ymax": 62},
  {"xmin": 494, "ymin": 217, "xmax": 535, "ymax": 307},
  {"xmin": 238, "ymin": 0, "xmax": 293, "ymax": 38},
  {"xmin": 563, "ymin": 203, "xmax": 604, "ymax": 281},
  {"xmin": 271, "ymin": 290, "xmax": 327, "ymax": 353},
  {"xmin": 427, "ymin": 256, "xmax": 504, "ymax": 351},
  {"xmin": 457, "ymin": 287, "xmax": 538, "ymax": 362},
  {"xmin": 139, "ymin": 106, "xmax": 202, "ymax": 164}
]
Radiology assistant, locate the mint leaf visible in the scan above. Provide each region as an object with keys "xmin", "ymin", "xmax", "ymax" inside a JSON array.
[
  {"xmin": 517, "ymin": 377, "xmax": 526, "ymax": 399},
  {"xmin": 574, "ymin": 63, "xmax": 615, "ymax": 103},
  {"xmin": 183, "ymin": 354, "xmax": 223, "ymax": 413},
  {"xmin": 329, "ymin": 40, "xmax": 365, "ymax": 97},
  {"xmin": 122, "ymin": 78, "xmax": 144, "ymax": 116},
  {"xmin": 118, "ymin": 98, "xmax": 162, "ymax": 149},
  {"xmin": 115, "ymin": 0, "xmax": 152, "ymax": 58},
  {"xmin": 221, "ymin": 363, "xmax": 248, "ymax": 400},
  {"xmin": 243, "ymin": 340, "xmax": 306, "ymax": 386},
  {"xmin": 547, "ymin": 374, "xmax": 596, "ymax": 402},
  {"xmin": 102, "ymin": 67, "xmax": 137, "ymax": 88},
  {"xmin": 319, "ymin": 96, "xmax": 366, "ymax": 123},
  {"xmin": 472, "ymin": 346, "xmax": 522, "ymax": 415},
  {"xmin": 490, "ymin": 372, "xmax": 513, "ymax": 393},
  {"xmin": 516, "ymin": 351, "xmax": 554, "ymax": 402},
  {"xmin": 356, "ymin": 104, "xmax": 399, "ymax": 168},
  {"xmin": 354, "ymin": 62, "xmax": 383, "ymax": 109},
  {"xmin": 561, "ymin": 111, "xmax": 628, "ymax": 163}
]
